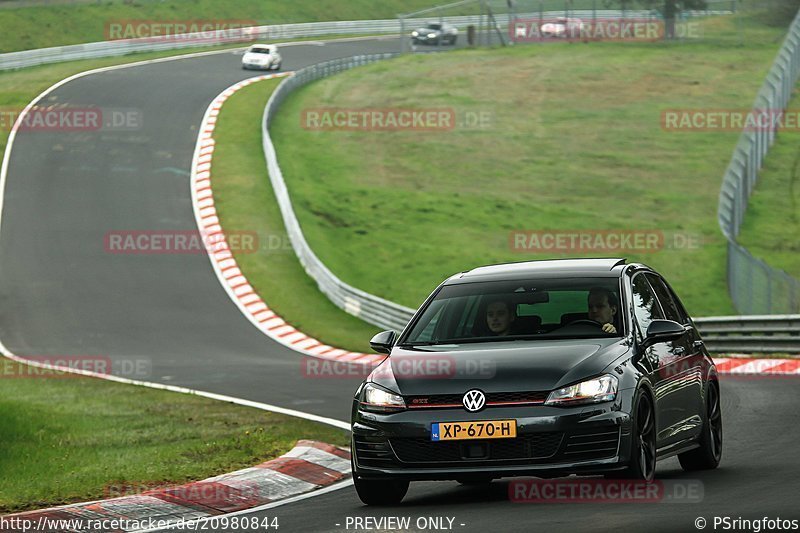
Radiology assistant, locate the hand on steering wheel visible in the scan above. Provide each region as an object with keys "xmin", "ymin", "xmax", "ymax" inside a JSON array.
[{"xmin": 568, "ymin": 319, "xmax": 617, "ymax": 334}]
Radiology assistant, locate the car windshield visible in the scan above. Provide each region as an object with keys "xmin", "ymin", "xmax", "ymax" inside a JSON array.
[
  {"xmin": 401, "ymin": 277, "xmax": 624, "ymax": 346},
  {"xmin": 427, "ymin": 23, "xmax": 442, "ymax": 30},
  {"xmin": 249, "ymin": 48, "xmax": 273, "ymax": 54}
]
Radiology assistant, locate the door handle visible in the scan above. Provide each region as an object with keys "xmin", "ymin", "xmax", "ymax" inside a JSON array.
[
  {"xmin": 674, "ymin": 346, "xmax": 686, "ymax": 356},
  {"xmin": 693, "ymin": 340, "xmax": 704, "ymax": 349}
]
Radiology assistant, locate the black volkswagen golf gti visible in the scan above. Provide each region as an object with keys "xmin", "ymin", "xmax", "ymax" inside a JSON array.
[{"xmin": 351, "ymin": 258, "xmax": 722, "ymax": 505}]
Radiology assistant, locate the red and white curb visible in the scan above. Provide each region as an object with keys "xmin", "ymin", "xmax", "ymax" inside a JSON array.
[
  {"xmin": 1, "ymin": 441, "xmax": 350, "ymax": 532},
  {"xmin": 190, "ymin": 73, "xmax": 386, "ymax": 368}
]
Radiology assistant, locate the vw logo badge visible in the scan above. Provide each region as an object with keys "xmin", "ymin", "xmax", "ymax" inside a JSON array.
[{"xmin": 462, "ymin": 389, "xmax": 486, "ymax": 412}]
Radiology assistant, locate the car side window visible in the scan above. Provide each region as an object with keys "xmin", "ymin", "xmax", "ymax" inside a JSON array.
[
  {"xmin": 631, "ymin": 274, "xmax": 664, "ymax": 337},
  {"xmin": 645, "ymin": 274, "xmax": 686, "ymax": 324}
]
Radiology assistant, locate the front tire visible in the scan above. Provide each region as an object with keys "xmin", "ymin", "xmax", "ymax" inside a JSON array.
[
  {"xmin": 353, "ymin": 476, "xmax": 409, "ymax": 505},
  {"xmin": 679, "ymin": 382, "xmax": 722, "ymax": 471},
  {"xmin": 608, "ymin": 390, "xmax": 656, "ymax": 481}
]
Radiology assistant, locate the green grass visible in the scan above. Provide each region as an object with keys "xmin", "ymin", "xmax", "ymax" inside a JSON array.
[
  {"xmin": 736, "ymin": 86, "xmax": 800, "ymax": 279},
  {"xmin": 210, "ymin": 78, "xmax": 380, "ymax": 353},
  {"xmin": 269, "ymin": 14, "xmax": 788, "ymax": 318},
  {"xmin": 0, "ymin": 0, "xmax": 439, "ymax": 52},
  {"xmin": 0, "ymin": 356, "xmax": 348, "ymax": 513}
]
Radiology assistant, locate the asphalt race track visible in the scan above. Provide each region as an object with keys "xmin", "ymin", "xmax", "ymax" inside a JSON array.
[
  {"xmin": 0, "ymin": 38, "xmax": 409, "ymax": 421},
  {"xmin": 1, "ymin": 37, "xmax": 799, "ymax": 533}
]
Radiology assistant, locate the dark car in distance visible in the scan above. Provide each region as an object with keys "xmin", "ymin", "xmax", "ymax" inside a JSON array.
[
  {"xmin": 351, "ymin": 258, "xmax": 722, "ymax": 505},
  {"xmin": 411, "ymin": 22, "xmax": 459, "ymax": 45}
]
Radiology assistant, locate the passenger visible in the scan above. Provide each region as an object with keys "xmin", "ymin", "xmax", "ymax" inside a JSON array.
[
  {"xmin": 485, "ymin": 298, "xmax": 515, "ymax": 336},
  {"xmin": 588, "ymin": 287, "xmax": 619, "ymax": 334}
]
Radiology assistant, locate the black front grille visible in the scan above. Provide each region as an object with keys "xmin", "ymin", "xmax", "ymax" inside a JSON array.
[
  {"xmin": 390, "ymin": 433, "xmax": 564, "ymax": 464},
  {"xmin": 406, "ymin": 391, "xmax": 548, "ymax": 408},
  {"xmin": 563, "ymin": 428, "xmax": 620, "ymax": 460}
]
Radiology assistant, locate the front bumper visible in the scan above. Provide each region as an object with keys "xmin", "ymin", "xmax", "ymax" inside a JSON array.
[
  {"xmin": 412, "ymin": 36, "xmax": 439, "ymax": 44},
  {"xmin": 242, "ymin": 62, "xmax": 276, "ymax": 70},
  {"xmin": 351, "ymin": 398, "xmax": 634, "ymax": 481}
]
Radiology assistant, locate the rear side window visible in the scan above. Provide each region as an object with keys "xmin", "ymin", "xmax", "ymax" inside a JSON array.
[{"xmin": 631, "ymin": 274, "xmax": 664, "ymax": 336}]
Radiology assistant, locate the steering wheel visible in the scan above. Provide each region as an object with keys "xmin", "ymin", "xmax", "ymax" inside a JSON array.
[{"xmin": 566, "ymin": 319, "xmax": 604, "ymax": 328}]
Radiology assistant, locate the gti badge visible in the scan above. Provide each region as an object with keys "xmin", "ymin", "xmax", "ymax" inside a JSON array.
[{"xmin": 462, "ymin": 389, "xmax": 486, "ymax": 412}]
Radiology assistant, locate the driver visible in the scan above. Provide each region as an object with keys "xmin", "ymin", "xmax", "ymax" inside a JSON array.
[
  {"xmin": 485, "ymin": 298, "xmax": 515, "ymax": 336},
  {"xmin": 587, "ymin": 287, "xmax": 619, "ymax": 334}
]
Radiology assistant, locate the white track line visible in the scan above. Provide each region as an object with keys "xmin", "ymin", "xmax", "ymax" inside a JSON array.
[{"xmin": 0, "ymin": 337, "xmax": 349, "ymax": 430}]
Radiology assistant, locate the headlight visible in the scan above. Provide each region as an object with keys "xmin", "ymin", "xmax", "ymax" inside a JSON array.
[
  {"xmin": 412, "ymin": 31, "xmax": 419, "ymax": 36},
  {"xmin": 360, "ymin": 383, "xmax": 406, "ymax": 412},
  {"xmin": 545, "ymin": 374, "xmax": 618, "ymax": 406},
  {"xmin": 428, "ymin": 33, "xmax": 437, "ymax": 38}
]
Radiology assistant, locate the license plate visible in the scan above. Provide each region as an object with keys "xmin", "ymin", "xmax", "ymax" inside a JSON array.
[{"xmin": 431, "ymin": 420, "xmax": 517, "ymax": 441}]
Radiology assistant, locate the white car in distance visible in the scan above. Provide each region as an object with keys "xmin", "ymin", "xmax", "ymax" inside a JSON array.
[
  {"xmin": 241, "ymin": 44, "xmax": 282, "ymax": 70},
  {"xmin": 540, "ymin": 17, "xmax": 587, "ymax": 39}
]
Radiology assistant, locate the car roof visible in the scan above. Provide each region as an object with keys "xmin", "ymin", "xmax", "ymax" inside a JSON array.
[{"xmin": 445, "ymin": 258, "xmax": 628, "ymax": 284}]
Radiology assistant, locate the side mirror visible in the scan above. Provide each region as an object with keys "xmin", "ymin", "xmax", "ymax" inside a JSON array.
[
  {"xmin": 642, "ymin": 319, "xmax": 686, "ymax": 349},
  {"xmin": 369, "ymin": 330, "xmax": 396, "ymax": 354}
]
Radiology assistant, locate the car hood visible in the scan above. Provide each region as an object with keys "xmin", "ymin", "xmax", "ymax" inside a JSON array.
[
  {"xmin": 369, "ymin": 338, "xmax": 629, "ymax": 396},
  {"xmin": 416, "ymin": 27, "xmax": 441, "ymax": 34}
]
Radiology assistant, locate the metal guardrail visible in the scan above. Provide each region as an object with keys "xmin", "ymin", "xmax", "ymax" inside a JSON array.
[
  {"xmin": 694, "ymin": 315, "xmax": 800, "ymax": 353},
  {"xmin": 261, "ymin": 55, "xmax": 416, "ymax": 333},
  {"xmin": 0, "ymin": 9, "xmax": 735, "ymax": 71},
  {"xmin": 717, "ymin": 9, "xmax": 800, "ymax": 314}
]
